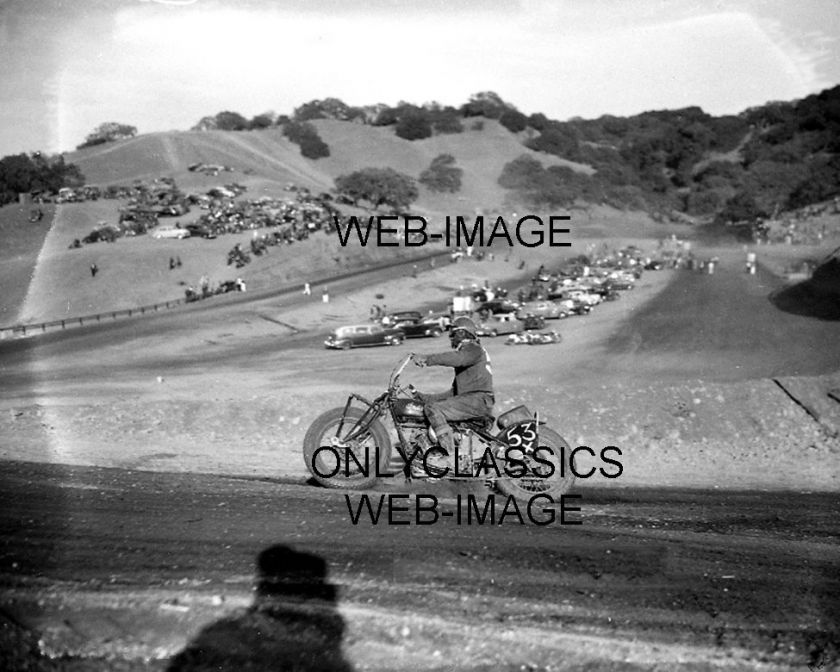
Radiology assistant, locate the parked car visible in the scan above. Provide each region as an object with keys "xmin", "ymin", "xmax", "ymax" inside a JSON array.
[
  {"xmin": 515, "ymin": 300, "xmax": 564, "ymax": 320},
  {"xmin": 476, "ymin": 298, "xmax": 520, "ymax": 317},
  {"xmin": 424, "ymin": 312, "xmax": 452, "ymax": 331},
  {"xmin": 381, "ymin": 310, "xmax": 422, "ymax": 326},
  {"xmin": 476, "ymin": 313, "xmax": 524, "ymax": 337},
  {"xmin": 325, "ymin": 324, "xmax": 404, "ymax": 350},
  {"xmin": 555, "ymin": 298, "xmax": 591, "ymax": 316},
  {"xmin": 390, "ymin": 317, "xmax": 444, "ymax": 339},
  {"xmin": 182, "ymin": 223, "xmax": 217, "ymax": 239},
  {"xmin": 604, "ymin": 278, "xmax": 635, "ymax": 291},
  {"xmin": 151, "ymin": 226, "xmax": 190, "ymax": 240},
  {"xmin": 520, "ymin": 314, "xmax": 546, "ymax": 331},
  {"xmin": 562, "ymin": 289, "xmax": 603, "ymax": 306}
]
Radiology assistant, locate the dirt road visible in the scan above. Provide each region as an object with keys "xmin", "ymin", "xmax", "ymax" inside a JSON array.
[{"xmin": 1, "ymin": 461, "xmax": 838, "ymax": 671}]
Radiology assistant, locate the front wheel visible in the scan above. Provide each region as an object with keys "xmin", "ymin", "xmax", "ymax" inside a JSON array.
[
  {"xmin": 303, "ymin": 407, "xmax": 392, "ymax": 489},
  {"xmin": 496, "ymin": 426, "xmax": 576, "ymax": 503}
]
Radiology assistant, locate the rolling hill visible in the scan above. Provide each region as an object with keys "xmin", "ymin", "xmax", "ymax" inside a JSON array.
[{"xmin": 65, "ymin": 118, "xmax": 592, "ymax": 216}]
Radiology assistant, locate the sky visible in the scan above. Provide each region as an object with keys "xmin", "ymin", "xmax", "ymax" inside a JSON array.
[{"xmin": 0, "ymin": 0, "xmax": 838, "ymax": 157}]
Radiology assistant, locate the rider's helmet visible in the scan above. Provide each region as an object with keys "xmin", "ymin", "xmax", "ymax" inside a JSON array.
[{"xmin": 450, "ymin": 316, "xmax": 478, "ymax": 348}]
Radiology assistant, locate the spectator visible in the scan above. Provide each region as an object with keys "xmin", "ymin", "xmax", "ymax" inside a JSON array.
[
  {"xmin": 303, "ymin": 282, "xmax": 311, "ymax": 296},
  {"xmin": 169, "ymin": 257, "xmax": 176, "ymax": 270},
  {"xmin": 322, "ymin": 287, "xmax": 330, "ymax": 303},
  {"xmin": 90, "ymin": 263, "xmax": 98, "ymax": 278}
]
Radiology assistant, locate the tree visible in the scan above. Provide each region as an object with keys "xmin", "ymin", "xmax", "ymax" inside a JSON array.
[
  {"xmin": 395, "ymin": 109, "xmax": 432, "ymax": 140},
  {"xmin": 787, "ymin": 155, "xmax": 840, "ymax": 208},
  {"xmin": 526, "ymin": 125, "xmax": 581, "ymax": 160},
  {"xmin": 334, "ymin": 168, "xmax": 418, "ymax": 210},
  {"xmin": 282, "ymin": 121, "xmax": 330, "ymax": 159},
  {"xmin": 283, "ymin": 121, "xmax": 330, "ymax": 159},
  {"xmin": 425, "ymin": 105, "xmax": 463, "ymax": 134},
  {"xmin": 499, "ymin": 109, "xmax": 528, "ymax": 133},
  {"xmin": 419, "ymin": 154, "xmax": 463, "ymax": 193},
  {"xmin": 716, "ymin": 190, "xmax": 766, "ymax": 224},
  {"xmin": 214, "ymin": 111, "xmax": 249, "ymax": 131},
  {"xmin": 77, "ymin": 122, "xmax": 137, "ymax": 149},
  {"xmin": 0, "ymin": 152, "xmax": 85, "ymax": 206},
  {"xmin": 498, "ymin": 155, "xmax": 545, "ymax": 190},
  {"xmin": 294, "ymin": 97, "xmax": 365, "ymax": 123},
  {"xmin": 460, "ymin": 91, "xmax": 513, "ymax": 119},
  {"xmin": 249, "ymin": 113, "xmax": 275, "ymax": 129}
]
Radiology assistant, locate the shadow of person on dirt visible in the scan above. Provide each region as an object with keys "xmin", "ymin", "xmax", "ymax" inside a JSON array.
[
  {"xmin": 769, "ymin": 257, "xmax": 840, "ymax": 321},
  {"xmin": 167, "ymin": 544, "xmax": 353, "ymax": 671}
]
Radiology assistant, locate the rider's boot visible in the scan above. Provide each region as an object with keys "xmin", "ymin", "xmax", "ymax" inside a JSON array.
[{"xmin": 424, "ymin": 426, "xmax": 455, "ymax": 477}]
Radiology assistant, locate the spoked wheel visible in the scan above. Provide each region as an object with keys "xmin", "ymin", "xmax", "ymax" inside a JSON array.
[
  {"xmin": 496, "ymin": 427, "xmax": 575, "ymax": 502},
  {"xmin": 302, "ymin": 407, "xmax": 392, "ymax": 489}
]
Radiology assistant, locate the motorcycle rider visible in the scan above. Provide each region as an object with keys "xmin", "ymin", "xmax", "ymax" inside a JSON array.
[{"xmin": 412, "ymin": 316, "xmax": 494, "ymax": 473}]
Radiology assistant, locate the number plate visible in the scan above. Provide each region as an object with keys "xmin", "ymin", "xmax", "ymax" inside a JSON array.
[{"xmin": 505, "ymin": 420, "xmax": 538, "ymax": 454}]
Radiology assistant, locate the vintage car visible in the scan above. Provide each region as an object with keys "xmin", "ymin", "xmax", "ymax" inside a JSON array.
[
  {"xmin": 151, "ymin": 226, "xmax": 190, "ymax": 240},
  {"xmin": 604, "ymin": 277, "xmax": 635, "ymax": 291},
  {"xmin": 389, "ymin": 317, "xmax": 444, "ymax": 339},
  {"xmin": 476, "ymin": 298, "xmax": 519, "ymax": 316},
  {"xmin": 380, "ymin": 310, "xmax": 423, "ymax": 326},
  {"xmin": 325, "ymin": 324, "xmax": 404, "ymax": 350},
  {"xmin": 520, "ymin": 314, "xmax": 547, "ymax": 330},
  {"xmin": 182, "ymin": 223, "xmax": 217, "ymax": 239},
  {"xmin": 560, "ymin": 289, "xmax": 603, "ymax": 306},
  {"xmin": 476, "ymin": 313, "xmax": 524, "ymax": 337},
  {"xmin": 555, "ymin": 298, "xmax": 592, "ymax": 316},
  {"xmin": 515, "ymin": 300, "xmax": 564, "ymax": 320}
]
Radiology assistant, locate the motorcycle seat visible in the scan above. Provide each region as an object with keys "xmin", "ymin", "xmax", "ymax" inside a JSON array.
[{"xmin": 452, "ymin": 416, "xmax": 495, "ymax": 432}]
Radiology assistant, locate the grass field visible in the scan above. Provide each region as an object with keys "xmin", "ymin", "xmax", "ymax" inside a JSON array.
[{"xmin": 0, "ymin": 202, "xmax": 54, "ymax": 324}]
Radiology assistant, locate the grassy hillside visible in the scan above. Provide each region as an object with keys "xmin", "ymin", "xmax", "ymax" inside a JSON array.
[
  {"xmin": 65, "ymin": 119, "xmax": 591, "ymax": 215},
  {"xmin": 10, "ymin": 119, "xmax": 676, "ymax": 325},
  {"xmin": 313, "ymin": 119, "xmax": 593, "ymax": 215},
  {"xmin": 66, "ymin": 130, "xmax": 334, "ymax": 195},
  {"xmin": 0, "ymin": 203, "xmax": 54, "ymax": 323}
]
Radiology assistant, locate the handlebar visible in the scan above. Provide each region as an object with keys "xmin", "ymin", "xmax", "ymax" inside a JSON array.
[{"xmin": 388, "ymin": 353, "xmax": 416, "ymax": 390}]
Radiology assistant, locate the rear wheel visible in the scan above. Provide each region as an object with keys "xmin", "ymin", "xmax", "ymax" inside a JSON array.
[
  {"xmin": 303, "ymin": 407, "xmax": 392, "ymax": 489},
  {"xmin": 496, "ymin": 426, "xmax": 575, "ymax": 503}
]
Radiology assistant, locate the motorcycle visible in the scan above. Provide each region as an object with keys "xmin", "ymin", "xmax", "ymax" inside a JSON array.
[{"xmin": 302, "ymin": 353, "xmax": 576, "ymax": 504}]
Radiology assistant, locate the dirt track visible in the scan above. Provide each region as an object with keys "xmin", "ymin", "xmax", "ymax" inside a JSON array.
[{"xmin": 2, "ymin": 461, "xmax": 838, "ymax": 671}]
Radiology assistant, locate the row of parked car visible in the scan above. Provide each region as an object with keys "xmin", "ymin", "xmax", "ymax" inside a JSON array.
[
  {"xmin": 324, "ymin": 310, "xmax": 445, "ymax": 349},
  {"xmin": 323, "ymin": 253, "xmax": 649, "ymax": 350}
]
